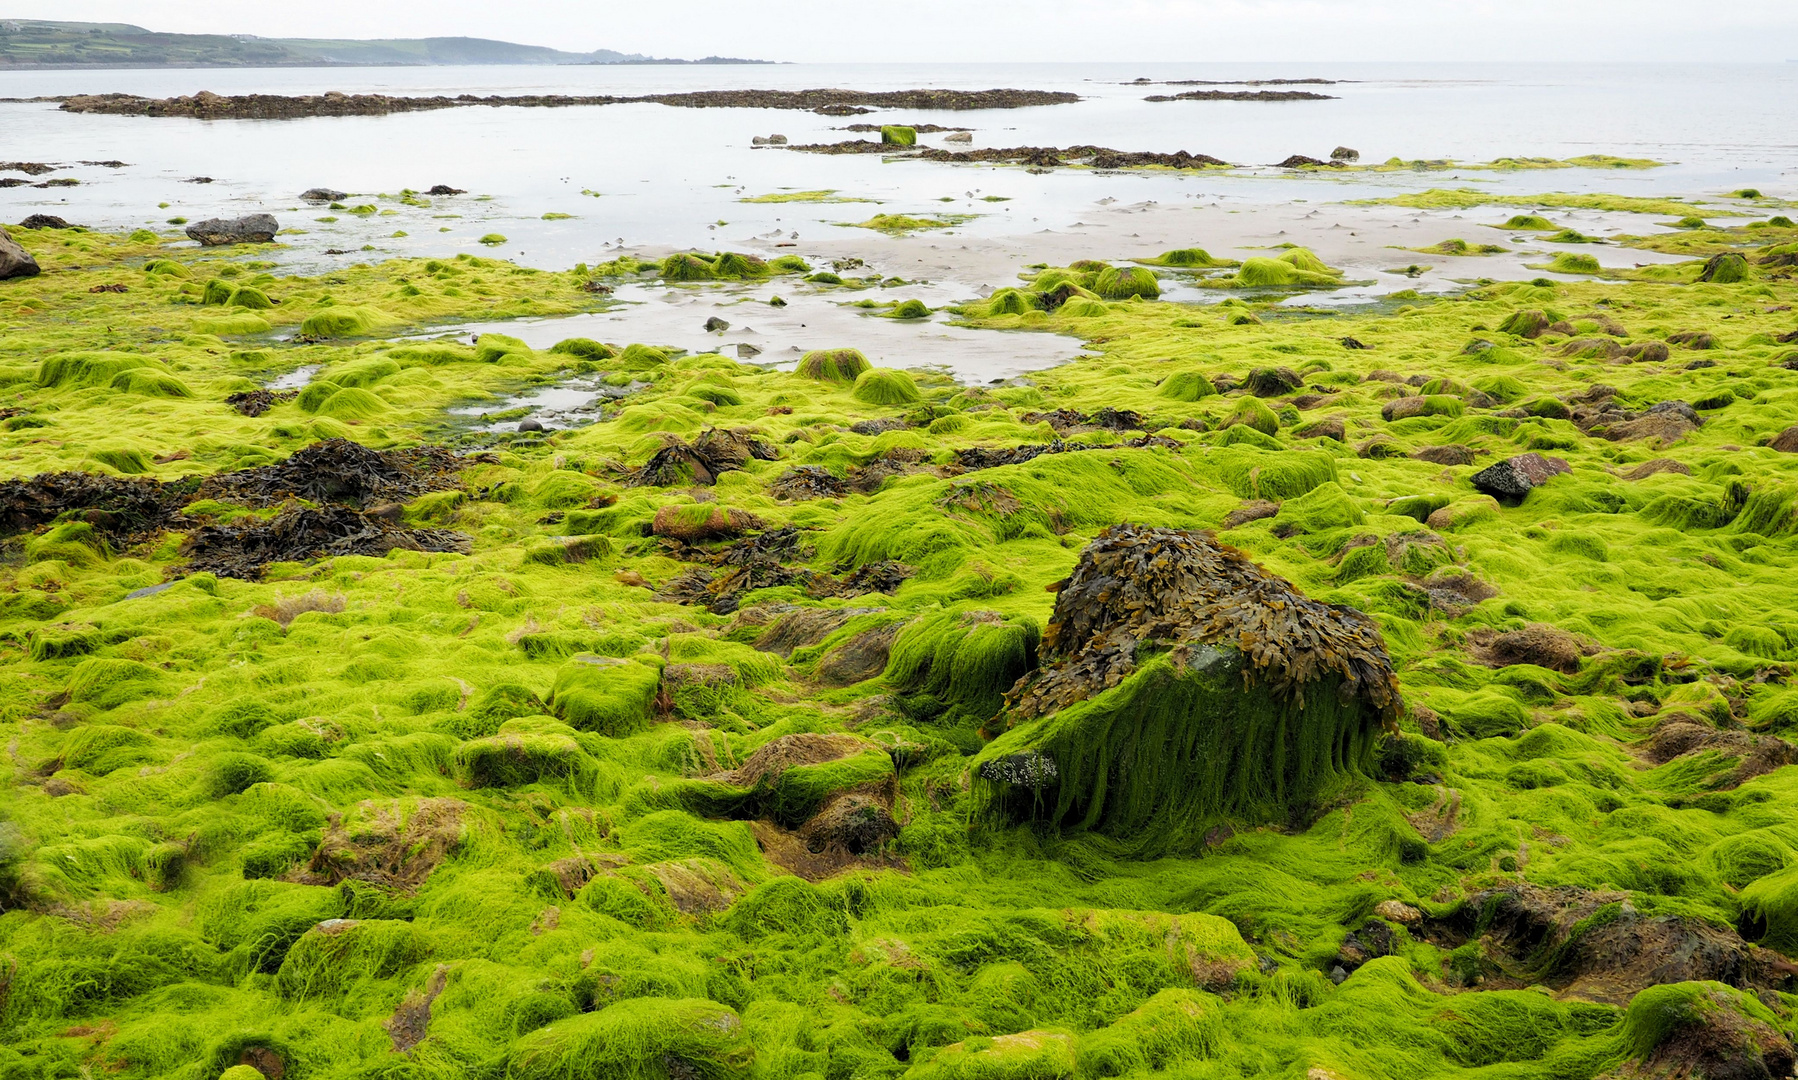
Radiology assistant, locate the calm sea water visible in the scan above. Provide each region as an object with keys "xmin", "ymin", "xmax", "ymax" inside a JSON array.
[{"xmin": 2, "ymin": 62, "xmax": 1795, "ymax": 271}]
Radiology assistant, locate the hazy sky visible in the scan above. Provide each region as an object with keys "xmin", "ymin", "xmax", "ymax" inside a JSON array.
[{"xmin": 8, "ymin": 1, "xmax": 1798, "ymax": 62}]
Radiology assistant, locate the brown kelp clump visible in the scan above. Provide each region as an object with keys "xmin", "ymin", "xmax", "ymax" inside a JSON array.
[
  {"xmin": 981, "ymin": 525, "xmax": 1400, "ymax": 843},
  {"xmin": 200, "ymin": 438, "xmax": 464, "ymax": 507},
  {"xmin": 182, "ymin": 505, "xmax": 469, "ymax": 580}
]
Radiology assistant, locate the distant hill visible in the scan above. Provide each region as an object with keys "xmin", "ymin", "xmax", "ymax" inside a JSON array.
[{"xmin": 0, "ymin": 19, "xmax": 772, "ymax": 67}]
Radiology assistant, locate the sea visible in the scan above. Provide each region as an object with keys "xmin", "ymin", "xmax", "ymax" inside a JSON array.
[{"xmin": 3, "ymin": 62, "xmax": 1796, "ymax": 381}]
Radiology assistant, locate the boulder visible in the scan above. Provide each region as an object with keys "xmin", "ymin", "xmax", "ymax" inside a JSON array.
[
  {"xmin": 425, "ymin": 185, "xmax": 465, "ymax": 195},
  {"xmin": 299, "ymin": 188, "xmax": 347, "ymax": 201},
  {"xmin": 943, "ymin": 130, "xmax": 973, "ymax": 144},
  {"xmin": 1469, "ymin": 453, "xmax": 1570, "ymax": 502},
  {"xmin": 750, "ymin": 134, "xmax": 788, "ymax": 146},
  {"xmin": 17, "ymin": 214, "xmax": 71, "ymax": 230},
  {"xmin": 1330, "ymin": 146, "xmax": 1360, "ymax": 162},
  {"xmin": 185, "ymin": 214, "xmax": 279, "ymax": 246},
  {"xmin": 0, "ymin": 226, "xmax": 40, "ymax": 279}
]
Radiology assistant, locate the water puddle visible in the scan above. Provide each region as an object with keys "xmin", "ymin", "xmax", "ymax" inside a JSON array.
[
  {"xmin": 416, "ymin": 280, "xmax": 1095, "ymax": 384},
  {"xmin": 267, "ymin": 364, "xmax": 321, "ymax": 389},
  {"xmin": 447, "ymin": 372, "xmax": 645, "ymax": 433}
]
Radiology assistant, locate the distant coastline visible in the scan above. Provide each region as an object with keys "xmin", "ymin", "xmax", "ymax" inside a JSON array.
[{"xmin": 0, "ymin": 18, "xmax": 775, "ymax": 68}]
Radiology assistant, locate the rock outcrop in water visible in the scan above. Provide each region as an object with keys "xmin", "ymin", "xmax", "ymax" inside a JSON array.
[{"xmin": 59, "ymin": 87, "xmax": 1080, "ymax": 119}]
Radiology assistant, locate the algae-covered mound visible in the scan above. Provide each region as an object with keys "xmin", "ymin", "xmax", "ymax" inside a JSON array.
[
  {"xmin": 795, "ymin": 347, "xmax": 870, "ymax": 384},
  {"xmin": 982, "ymin": 524, "xmax": 1399, "ymax": 841}
]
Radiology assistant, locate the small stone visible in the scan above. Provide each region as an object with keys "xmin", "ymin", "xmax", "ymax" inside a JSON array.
[
  {"xmin": 517, "ymin": 419, "xmax": 545, "ymax": 433},
  {"xmin": 300, "ymin": 188, "xmax": 347, "ymax": 201},
  {"xmin": 1330, "ymin": 146, "xmax": 1359, "ymax": 162},
  {"xmin": 703, "ymin": 316, "xmax": 730, "ymax": 332},
  {"xmin": 1373, "ymin": 899, "xmax": 1423, "ymax": 924}
]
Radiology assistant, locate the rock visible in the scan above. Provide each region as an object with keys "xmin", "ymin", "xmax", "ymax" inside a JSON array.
[
  {"xmin": 944, "ymin": 130, "xmax": 973, "ymax": 144},
  {"xmin": 1381, "ymin": 396, "xmax": 1431, "ymax": 421},
  {"xmin": 1294, "ymin": 416, "xmax": 1345, "ymax": 441},
  {"xmin": 17, "ymin": 214, "xmax": 71, "ymax": 229},
  {"xmin": 517, "ymin": 419, "xmax": 545, "ymax": 433},
  {"xmin": 816, "ymin": 623, "xmax": 902, "ymax": 687},
  {"xmin": 1770, "ymin": 426, "xmax": 1798, "ymax": 454},
  {"xmin": 1413, "ymin": 444, "xmax": 1475, "ymax": 466},
  {"xmin": 1469, "ymin": 453, "xmax": 1570, "ymax": 502},
  {"xmin": 426, "ymin": 185, "xmax": 465, "ymax": 196},
  {"xmin": 1373, "ymin": 899, "xmax": 1422, "ymax": 924},
  {"xmin": 1222, "ymin": 500, "xmax": 1280, "ymax": 529},
  {"xmin": 750, "ymin": 134, "xmax": 788, "ymax": 146},
  {"xmin": 1330, "ymin": 146, "xmax": 1360, "ymax": 162},
  {"xmin": 299, "ymin": 188, "xmax": 347, "ymax": 201},
  {"xmin": 736, "ymin": 343, "xmax": 762, "ymax": 358},
  {"xmin": 185, "ymin": 214, "xmax": 278, "ymax": 246},
  {"xmin": 1339, "ymin": 336, "xmax": 1369, "ymax": 349},
  {"xmin": 1623, "ymin": 340, "xmax": 1670, "ymax": 363},
  {"xmin": 1667, "ymin": 330, "xmax": 1718, "ymax": 350},
  {"xmin": 0, "ymin": 226, "xmax": 41, "ymax": 279},
  {"xmin": 703, "ymin": 316, "xmax": 730, "ymax": 332},
  {"xmin": 1622, "ymin": 458, "xmax": 1691, "ymax": 479},
  {"xmin": 1471, "ymin": 623, "xmax": 1590, "ymax": 673}
]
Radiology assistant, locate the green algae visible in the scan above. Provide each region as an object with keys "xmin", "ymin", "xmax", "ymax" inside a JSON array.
[
  {"xmin": 1351, "ymin": 188, "xmax": 1732, "ymax": 217},
  {"xmin": 738, "ymin": 190, "xmax": 878, "ymax": 204},
  {"xmin": 5, "ymin": 224, "xmax": 1798, "ymax": 1080},
  {"xmin": 841, "ymin": 213, "xmax": 977, "ymax": 235}
]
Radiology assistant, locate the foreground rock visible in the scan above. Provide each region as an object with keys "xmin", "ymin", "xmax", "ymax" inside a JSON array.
[
  {"xmin": 0, "ymin": 226, "xmax": 40, "ymax": 279},
  {"xmin": 185, "ymin": 213, "xmax": 278, "ymax": 246},
  {"xmin": 978, "ymin": 524, "xmax": 1400, "ymax": 847}
]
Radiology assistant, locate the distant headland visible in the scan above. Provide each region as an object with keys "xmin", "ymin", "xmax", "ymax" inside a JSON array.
[{"xmin": 0, "ymin": 18, "xmax": 775, "ymax": 68}]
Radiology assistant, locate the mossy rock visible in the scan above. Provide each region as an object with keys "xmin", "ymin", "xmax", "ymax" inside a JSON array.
[
  {"xmin": 314, "ymin": 387, "xmax": 389, "ymax": 419},
  {"xmin": 880, "ymin": 125, "xmax": 917, "ymax": 147},
  {"xmin": 547, "ymin": 655, "xmax": 663, "ymax": 737},
  {"xmin": 907, "ymin": 1030, "xmax": 1078, "ymax": 1080},
  {"xmin": 1221, "ymin": 397, "xmax": 1279, "ymax": 435},
  {"xmin": 110, "ymin": 369, "xmax": 194, "ymax": 397},
  {"xmin": 852, "ymin": 368, "xmax": 922, "ymax": 405},
  {"xmin": 37, "ymin": 352, "xmax": 151, "ymax": 389},
  {"xmin": 660, "ymin": 253, "xmax": 716, "ymax": 281},
  {"xmin": 508, "ymin": 998, "xmax": 752, "ymax": 1080},
  {"xmin": 299, "ymin": 306, "xmax": 393, "ymax": 338},
  {"xmin": 796, "ymin": 348, "xmax": 871, "ymax": 385},
  {"xmin": 550, "ymin": 337, "xmax": 616, "ymax": 361},
  {"xmin": 1092, "ymin": 266, "xmax": 1160, "ymax": 300},
  {"xmin": 1157, "ymin": 371, "xmax": 1216, "ymax": 401},
  {"xmin": 274, "ymin": 918, "xmax": 428, "ymax": 999}
]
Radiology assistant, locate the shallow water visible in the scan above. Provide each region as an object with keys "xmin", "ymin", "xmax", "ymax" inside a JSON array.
[
  {"xmin": 3, "ymin": 61, "xmax": 1794, "ymax": 273},
  {"xmin": 419, "ymin": 280, "xmax": 1096, "ymax": 383}
]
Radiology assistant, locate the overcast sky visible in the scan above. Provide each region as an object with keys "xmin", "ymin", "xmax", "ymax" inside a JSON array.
[{"xmin": 8, "ymin": 1, "xmax": 1798, "ymax": 62}]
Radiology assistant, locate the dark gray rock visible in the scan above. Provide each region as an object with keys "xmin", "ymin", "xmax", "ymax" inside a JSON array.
[
  {"xmin": 517, "ymin": 419, "xmax": 545, "ymax": 433},
  {"xmin": 186, "ymin": 214, "xmax": 279, "ymax": 246},
  {"xmin": 1330, "ymin": 146, "xmax": 1360, "ymax": 162},
  {"xmin": 300, "ymin": 188, "xmax": 347, "ymax": 201},
  {"xmin": 1470, "ymin": 452, "xmax": 1570, "ymax": 501},
  {"xmin": 703, "ymin": 316, "xmax": 730, "ymax": 332},
  {"xmin": 0, "ymin": 226, "xmax": 40, "ymax": 280}
]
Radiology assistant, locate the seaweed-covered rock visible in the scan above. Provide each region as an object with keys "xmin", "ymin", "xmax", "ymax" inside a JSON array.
[
  {"xmin": 0, "ymin": 225, "xmax": 41, "ymax": 279},
  {"xmin": 980, "ymin": 525, "xmax": 1399, "ymax": 843},
  {"xmin": 1469, "ymin": 453, "xmax": 1570, "ymax": 502},
  {"xmin": 185, "ymin": 214, "xmax": 279, "ymax": 246},
  {"xmin": 795, "ymin": 348, "xmax": 870, "ymax": 384}
]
